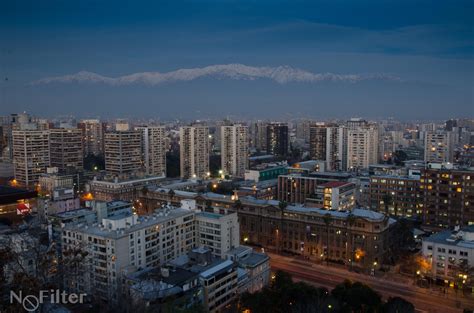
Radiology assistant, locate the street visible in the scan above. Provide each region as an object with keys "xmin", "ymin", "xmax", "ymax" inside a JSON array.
[{"xmin": 268, "ymin": 252, "xmax": 474, "ymax": 313}]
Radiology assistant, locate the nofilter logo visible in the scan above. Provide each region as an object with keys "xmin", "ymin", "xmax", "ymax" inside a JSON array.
[{"xmin": 10, "ymin": 290, "xmax": 86, "ymax": 312}]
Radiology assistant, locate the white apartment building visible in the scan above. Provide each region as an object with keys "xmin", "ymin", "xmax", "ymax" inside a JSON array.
[
  {"xmin": 196, "ymin": 211, "xmax": 240, "ymax": 259},
  {"xmin": 226, "ymin": 245, "xmax": 270, "ymax": 294},
  {"xmin": 78, "ymin": 119, "xmax": 105, "ymax": 157},
  {"xmin": 422, "ymin": 226, "xmax": 474, "ymax": 284},
  {"xmin": 49, "ymin": 128, "xmax": 84, "ymax": 172},
  {"xmin": 12, "ymin": 128, "xmax": 50, "ymax": 187},
  {"xmin": 104, "ymin": 130, "xmax": 142, "ymax": 177},
  {"xmin": 424, "ymin": 131, "xmax": 454, "ymax": 163},
  {"xmin": 180, "ymin": 126, "xmax": 210, "ymax": 179},
  {"xmin": 308, "ymin": 181, "xmax": 356, "ymax": 211},
  {"xmin": 221, "ymin": 125, "xmax": 248, "ymax": 178},
  {"xmin": 347, "ymin": 123, "xmax": 378, "ymax": 170},
  {"xmin": 135, "ymin": 126, "xmax": 167, "ymax": 176},
  {"xmin": 61, "ymin": 208, "xmax": 196, "ymax": 302},
  {"xmin": 326, "ymin": 126, "xmax": 347, "ymax": 171},
  {"xmin": 199, "ymin": 259, "xmax": 238, "ymax": 312}
]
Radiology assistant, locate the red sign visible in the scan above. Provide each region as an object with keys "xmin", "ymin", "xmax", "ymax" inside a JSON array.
[{"xmin": 17, "ymin": 202, "xmax": 31, "ymax": 215}]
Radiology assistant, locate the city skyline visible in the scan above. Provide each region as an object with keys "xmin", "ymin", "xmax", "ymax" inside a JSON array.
[
  {"xmin": 0, "ymin": 2, "xmax": 474, "ymax": 312},
  {"xmin": 1, "ymin": 0, "xmax": 473, "ymax": 119}
]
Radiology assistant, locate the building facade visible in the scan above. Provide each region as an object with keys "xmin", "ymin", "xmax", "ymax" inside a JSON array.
[
  {"xmin": 12, "ymin": 129, "xmax": 50, "ymax": 187},
  {"xmin": 78, "ymin": 119, "xmax": 105, "ymax": 157},
  {"xmin": 347, "ymin": 124, "xmax": 379, "ymax": 170},
  {"xmin": 196, "ymin": 211, "xmax": 240, "ymax": 259},
  {"xmin": 306, "ymin": 181, "xmax": 356, "ymax": 211},
  {"xmin": 266, "ymin": 123, "xmax": 288, "ymax": 157},
  {"xmin": 369, "ymin": 175, "xmax": 422, "ymax": 219},
  {"xmin": 61, "ymin": 207, "xmax": 196, "ymax": 303},
  {"xmin": 180, "ymin": 126, "xmax": 210, "ymax": 179},
  {"xmin": 136, "ymin": 126, "xmax": 167, "ymax": 177},
  {"xmin": 422, "ymin": 226, "xmax": 474, "ymax": 286},
  {"xmin": 237, "ymin": 202, "xmax": 395, "ymax": 269},
  {"xmin": 49, "ymin": 128, "xmax": 84, "ymax": 173},
  {"xmin": 221, "ymin": 124, "xmax": 248, "ymax": 178},
  {"xmin": 424, "ymin": 131, "xmax": 454, "ymax": 163},
  {"xmin": 104, "ymin": 130, "xmax": 142, "ymax": 177},
  {"xmin": 420, "ymin": 166, "xmax": 474, "ymax": 229}
]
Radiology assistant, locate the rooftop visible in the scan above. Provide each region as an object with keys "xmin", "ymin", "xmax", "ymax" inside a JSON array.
[
  {"xmin": 90, "ymin": 175, "xmax": 165, "ymax": 186},
  {"xmin": 286, "ymin": 206, "xmax": 388, "ymax": 222},
  {"xmin": 129, "ymin": 266, "xmax": 198, "ymax": 287},
  {"xmin": 53, "ymin": 208, "xmax": 95, "ymax": 219},
  {"xmin": 200, "ymin": 259, "xmax": 234, "ymax": 279},
  {"xmin": 370, "ymin": 175, "xmax": 419, "ymax": 181},
  {"xmin": 309, "ymin": 171, "xmax": 352, "ymax": 178},
  {"xmin": 425, "ymin": 225, "xmax": 474, "ymax": 249},
  {"xmin": 249, "ymin": 155, "xmax": 275, "ymax": 161},
  {"xmin": 64, "ymin": 207, "xmax": 193, "ymax": 239},
  {"xmin": 196, "ymin": 212, "xmax": 223, "ymax": 220},
  {"xmin": 320, "ymin": 181, "xmax": 353, "ymax": 188},
  {"xmin": 239, "ymin": 252, "xmax": 269, "ymax": 268}
]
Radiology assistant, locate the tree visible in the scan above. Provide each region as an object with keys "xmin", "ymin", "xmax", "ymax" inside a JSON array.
[
  {"xmin": 84, "ymin": 154, "xmax": 105, "ymax": 171},
  {"xmin": 240, "ymin": 270, "xmax": 413, "ymax": 313},
  {"xmin": 391, "ymin": 218, "xmax": 415, "ymax": 260},
  {"xmin": 240, "ymin": 271, "xmax": 332, "ymax": 313},
  {"xmin": 382, "ymin": 193, "xmax": 393, "ymax": 216},
  {"xmin": 322, "ymin": 213, "xmax": 333, "ymax": 266},
  {"xmin": 332, "ymin": 280, "xmax": 382, "ymax": 313},
  {"xmin": 346, "ymin": 213, "xmax": 357, "ymax": 270},
  {"xmin": 205, "ymin": 199, "xmax": 213, "ymax": 212},
  {"xmin": 166, "ymin": 152, "xmax": 180, "ymax": 178},
  {"xmin": 382, "ymin": 297, "xmax": 415, "ymax": 313},
  {"xmin": 277, "ymin": 201, "xmax": 287, "ymax": 253},
  {"xmin": 233, "ymin": 199, "xmax": 242, "ymax": 210},
  {"xmin": 453, "ymin": 259, "xmax": 474, "ymax": 290},
  {"xmin": 278, "ymin": 200, "xmax": 288, "ymax": 211},
  {"xmin": 392, "ymin": 150, "xmax": 408, "ymax": 166},
  {"xmin": 168, "ymin": 188, "xmax": 175, "ymax": 203}
]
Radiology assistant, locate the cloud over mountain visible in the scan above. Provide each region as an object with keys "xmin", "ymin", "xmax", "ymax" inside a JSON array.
[{"xmin": 31, "ymin": 64, "xmax": 401, "ymax": 86}]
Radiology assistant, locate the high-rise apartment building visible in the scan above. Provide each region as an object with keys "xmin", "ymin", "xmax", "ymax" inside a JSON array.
[
  {"xmin": 369, "ymin": 174, "xmax": 422, "ymax": 218},
  {"xmin": 135, "ymin": 126, "xmax": 167, "ymax": 176},
  {"xmin": 266, "ymin": 123, "xmax": 288, "ymax": 157},
  {"xmin": 78, "ymin": 119, "xmax": 105, "ymax": 156},
  {"xmin": 420, "ymin": 165, "xmax": 474, "ymax": 229},
  {"xmin": 104, "ymin": 130, "xmax": 142, "ymax": 177},
  {"xmin": 251, "ymin": 120, "xmax": 267, "ymax": 152},
  {"xmin": 180, "ymin": 126, "xmax": 210, "ymax": 179},
  {"xmin": 196, "ymin": 211, "xmax": 240, "ymax": 259},
  {"xmin": 424, "ymin": 131, "xmax": 454, "ymax": 163},
  {"xmin": 49, "ymin": 128, "xmax": 84, "ymax": 173},
  {"xmin": 221, "ymin": 124, "xmax": 248, "ymax": 178},
  {"xmin": 309, "ymin": 123, "xmax": 327, "ymax": 160},
  {"xmin": 346, "ymin": 119, "xmax": 378, "ymax": 170},
  {"xmin": 61, "ymin": 208, "xmax": 196, "ymax": 302},
  {"xmin": 12, "ymin": 128, "xmax": 50, "ymax": 187},
  {"xmin": 309, "ymin": 124, "xmax": 347, "ymax": 171},
  {"xmin": 295, "ymin": 120, "xmax": 311, "ymax": 143}
]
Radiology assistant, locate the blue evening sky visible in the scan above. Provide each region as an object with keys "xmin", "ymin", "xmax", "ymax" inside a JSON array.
[{"xmin": 0, "ymin": 0, "xmax": 473, "ymax": 120}]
